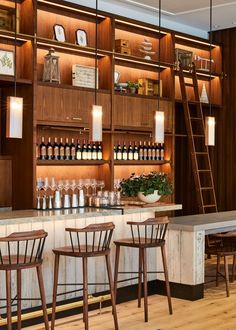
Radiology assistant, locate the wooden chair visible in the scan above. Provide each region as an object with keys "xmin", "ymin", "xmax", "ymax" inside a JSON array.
[
  {"xmin": 0, "ymin": 230, "xmax": 49, "ymax": 330},
  {"xmin": 51, "ymin": 222, "xmax": 118, "ymax": 330},
  {"xmin": 205, "ymin": 231, "xmax": 236, "ymax": 297},
  {"xmin": 113, "ymin": 216, "xmax": 172, "ymax": 323}
]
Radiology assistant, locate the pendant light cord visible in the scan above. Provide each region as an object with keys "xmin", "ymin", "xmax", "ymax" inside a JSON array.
[
  {"xmin": 14, "ymin": 0, "xmax": 17, "ymax": 97},
  {"xmin": 95, "ymin": 0, "xmax": 98, "ymax": 105},
  {"xmin": 209, "ymin": 0, "xmax": 212, "ymax": 115},
  {"xmin": 158, "ymin": 0, "xmax": 161, "ymax": 111}
]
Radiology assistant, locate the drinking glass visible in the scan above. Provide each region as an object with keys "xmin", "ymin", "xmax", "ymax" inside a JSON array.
[
  {"xmin": 71, "ymin": 179, "xmax": 77, "ymax": 193},
  {"xmin": 84, "ymin": 179, "xmax": 91, "ymax": 196},
  {"xmin": 98, "ymin": 180, "xmax": 105, "ymax": 192},
  {"xmin": 91, "ymin": 179, "xmax": 97, "ymax": 196},
  {"xmin": 49, "ymin": 177, "xmax": 57, "ymax": 194},
  {"xmin": 57, "ymin": 180, "xmax": 64, "ymax": 192},
  {"xmin": 42, "ymin": 177, "xmax": 49, "ymax": 195},
  {"xmin": 77, "ymin": 179, "xmax": 84, "ymax": 191},
  {"xmin": 36, "ymin": 177, "xmax": 43, "ymax": 197},
  {"xmin": 64, "ymin": 179, "xmax": 70, "ymax": 194}
]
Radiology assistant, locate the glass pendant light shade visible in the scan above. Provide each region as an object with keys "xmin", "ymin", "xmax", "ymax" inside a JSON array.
[
  {"xmin": 205, "ymin": 116, "xmax": 215, "ymax": 146},
  {"xmin": 6, "ymin": 96, "xmax": 23, "ymax": 139},
  {"xmin": 154, "ymin": 110, "xmax": 164, "ymax": 144},
  {"xmin": 91, "ymin": 105, "xmax": 102, "ymax": 141}
]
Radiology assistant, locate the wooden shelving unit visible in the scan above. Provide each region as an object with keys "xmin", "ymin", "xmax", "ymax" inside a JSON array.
[{"xmin": 0, "ymin": 0, "xmax": 222, "ymax": 211}]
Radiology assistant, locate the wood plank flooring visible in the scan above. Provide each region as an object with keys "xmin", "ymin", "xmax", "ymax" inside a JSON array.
[{"xmin": 26, "ymin": 257, "xmax": 236, "ymax": 329}]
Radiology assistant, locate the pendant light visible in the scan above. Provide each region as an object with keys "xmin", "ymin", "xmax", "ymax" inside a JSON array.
[
  {"xmin": 6, "ymin": 0, "xmax": 23, "ymax": 139},
  {"xmin": 205, "ymin": 0, "xmax": 215, "ymax": 146},
  {"xmin": 91, "ymin": 0, "xmax": 102, "ymax": 142},
  {"xmin": 153, "ymin": 0, "xmax": 164, "ymax": 144}
]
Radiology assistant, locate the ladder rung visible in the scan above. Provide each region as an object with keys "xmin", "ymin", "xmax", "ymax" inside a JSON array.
[
  {"xmin": 198, "ymin": 169, "xmax": 211, "ymax": 172},
  {"xmin": 185, "ymin": 83, "xmax": 194, "ymax": 87},
  {"xmin": 190, "ymin": 117, "xmax": 202, "ymax": 121},
  {"xmin": 193, "ymin": 134, "xmax": 205, "ymax": 138},
  {"xmin": 200, "ymin": 187, "xmax": 214, "ymax": 190},
  {"xmin": 203, "ymin": 204, "xmax": 217, "ymax": 208},
  {"xmin": 195, "ymin": 152, "xmax": 208, "ymax": 155}
]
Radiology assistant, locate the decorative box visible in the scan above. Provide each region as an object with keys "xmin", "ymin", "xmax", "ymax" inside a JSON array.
[
  {"xmin": 115, "ymin": 39, "xmax": 129, "ymax": 48},
  {"xmin": 72, "ymin": 64, "xmax": 99, "ymax": 88},
  {"xmin": 0, "ymin": 5, "xmax": 15, "ymax": 31},
  {"xmin": 175, "ymin": 48, "xmax": 193, "ymax": 68},
  {"xmin": 138, "ymin": 78, "xmax": 162, "ymax": 97}
]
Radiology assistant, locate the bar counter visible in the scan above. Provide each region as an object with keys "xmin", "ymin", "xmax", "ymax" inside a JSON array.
[{"xmin": 0, "ymin": 203, "xmax": 182, "ymax": 314}]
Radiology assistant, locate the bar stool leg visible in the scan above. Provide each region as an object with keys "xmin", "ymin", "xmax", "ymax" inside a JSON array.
[
  {"xmin": 224, "ymin": 255, "xmax": 230, "ymax": 297},
  {"xmin": 161, "ymin": 245, "xmax": 173, "ymax": 315},
  {"xmin": 36, "ymin": 265, "xmax": 49, "ymax": 330},
  {"xmin": 138, "ymin": 248, "xmax": 143, "ymax": 308},
  {"xmin": 51, "ymin": 254, "xmax": 60, "ymax": 330},
  {"xmin": 216, "ymin": 254, "xmax": 220, "ymax": 287},
  {"xmin": 142, "ymin": 248, "xmax": 148, "ymax": 322},
  {"xmin": 114, "ymin": 245, "xmax": 120, "ymax": 303},
  {"xmin": 82, "ymin": 257, "xmax": 89, "ymax": 330},
  {"xmin": 232, "ymin": 254, "xmax": 236, "ymax": 282},
  {"xmin": 6, "ymin": 270, "xmax": 12, "ymax": 330},
  {"xmin": 105, "ymin": 254, "xmax": 119, "ymax": 330},
  {"xmin": 17, "ymin": 269, "xmax": 22, "ymax": 330}
]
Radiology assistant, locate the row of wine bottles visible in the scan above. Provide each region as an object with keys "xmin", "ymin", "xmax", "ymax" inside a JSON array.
[
  {"xmin": 114, "ymin": 141, "xmax": 165, "ymax": 161},
  {"xmin": 37, "ymin": 137, "xmax": 103, "ymax": 161}
]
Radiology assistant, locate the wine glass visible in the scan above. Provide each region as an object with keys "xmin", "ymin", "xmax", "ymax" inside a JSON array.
[
  {"xmin": 36, "ymin": 177, "xmax": 43, "ymax": 196},
  {"xmin": 91, "ymin": 179, "xmax": 97, "ymax": 196},
  {"xmin": 84, "ymin": 179, "xmax": 91, "ymax": 196},
  {"xmin": 71, "ymin": 179, "xmax": 77, "ymax": 193},
  {"xmin": 64, "ymin": 179, "xmax": 70, "ymax": 194},
  {"xmin": 42, "ymin": 177, "xmax": 49, "ymax": 195},
  {"xmin": 98, "ymin": 180, "xmax": 105, "ymax": 192},
  {"xmin": 49, "ymin": 177, "xmax": 57, "ymax": 194},
  {"xmin": 77, "ymin": 179, "xmax": 84, "ymax": 191},
  {"xmin": 57, "ymin": 179, "xmax": 64, "ymax": 192}
]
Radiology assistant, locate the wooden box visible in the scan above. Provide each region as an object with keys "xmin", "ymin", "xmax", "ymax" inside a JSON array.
[
  {"xmin": 0, "ymin": 5, "xmax": 15, "ymax": 31},
  {"xmin": 115, "ymin": 39, "xmax": 129, "ymax": 48},
  {"xmin": 138, "ymin": 78, "xmax": 162, "ymax": 97},
  {"xmin": 115, "ymin": 46, "xmax": 131, "ymax": 55}
]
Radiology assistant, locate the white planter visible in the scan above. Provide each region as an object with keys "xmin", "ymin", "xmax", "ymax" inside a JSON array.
[{"xmin": 137, "ymin": 190, "xmax": 161, "ymax": 203}]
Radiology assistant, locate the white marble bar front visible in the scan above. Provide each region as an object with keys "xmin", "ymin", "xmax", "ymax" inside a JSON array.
[{"xmin": 0, "ymin": 203, "xmax": 182, "ymax": 312}]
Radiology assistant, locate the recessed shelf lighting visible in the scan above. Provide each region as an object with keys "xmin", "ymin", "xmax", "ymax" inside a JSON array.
[
  {"xmin": 175, "ymin": 34, "xmax": 218, "ymax": 47},
  {"xmin": 115, "ymin": 19, "xmax": 167, "ymax": 35},
  {"xmin": 115, "ymin": 56, "xmax": 169, "ymax": 69}
]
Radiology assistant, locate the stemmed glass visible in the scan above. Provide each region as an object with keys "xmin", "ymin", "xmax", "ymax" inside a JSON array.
[
  {"xmin": 84, "ymin": 179, "xmax": 91, "ymax": 196},
  {"xmin": 57, "ymin": 180, "xmax": 64, "ymax": 193},
  {"xmin": 91, "ymin": 179, "xmax": 98, "ymax": 196},
  {"xmin": 49, "ymin": 177, "xmax": 57, "ymax": 209},
  {"xmin": 77, "ymin": 179, "xmax": 84, "ymax": 191},
  {"xmin": 36, "ymin": 178, "xmax": 43, "ymax": 209},
  {"xmin": 71, "ymin": 179, "xmax": 77, "ymax": 194},
  {"xmin": 114, "ymin": 178, "xmax": 121, "ymax": 192},
  {"xmin": 42, "ymin": 177, "xmax": 49, "ymax": 195},
  {"xmin": 98, "ymin": 180, "xmax": 105, "ymax": 192},
  {"xmin": 64, "ymin": 179, "xmax": 70, "ymax": 195}
]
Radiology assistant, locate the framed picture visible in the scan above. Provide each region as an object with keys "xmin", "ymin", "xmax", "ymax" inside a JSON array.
[
  {"xmin": 0, "ymin": 5, "xmax": 15, "ymax": 31},
  {"xmin": 114, "ymin": 70, "xmax": 120, "ymax": 84},
  {"xmin": 0, "ymin": 49, "xmax": 14, "ymax": 76},
  {"xmin": 76, "ymin": 29, "xmax": 87, "ymax": 47},
  {"xmin": 175, "ymin": 48, "xmax": 193, "ymax": 68},
  {"xmin": 53, "ymin": 24, "xmax": 66, "ymax": 42}
]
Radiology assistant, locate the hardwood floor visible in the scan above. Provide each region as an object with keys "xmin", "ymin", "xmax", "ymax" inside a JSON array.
[{"xmin": 26, "ymin": 257, "xmax": 236, "ymax": 330}]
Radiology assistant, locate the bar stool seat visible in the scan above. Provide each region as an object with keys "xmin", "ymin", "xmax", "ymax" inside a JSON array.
[
  {"xmin": 0, "ymin": 230, "xmax": 49, "ymax": 330},
  {"xmin": 51, "ymin": 222, "xmax": 119, "ymax": 330},
  {"xmin": 114, "ymin": 216, "xmax": 172, "ymax": 323}
]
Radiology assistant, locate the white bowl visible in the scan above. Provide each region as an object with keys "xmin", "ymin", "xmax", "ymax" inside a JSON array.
[{"xmin": 137, "ymin": 190, "xmax": 161, "ymax": 204}]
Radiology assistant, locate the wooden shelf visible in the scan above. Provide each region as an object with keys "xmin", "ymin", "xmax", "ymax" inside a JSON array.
[
  {"xmin": 0, "ymin": 31, "xmax": 33, "ymax": 45},
  {"xmin": 175, "ymin": 33, "xmax": 219, "ymax": 50},
  {"xmin": 37, "ymin": 160, "xmax": 110, "ymax": 166},
  {"xmin": 0, "ymin": 76, "xmax": 32, "ymax": 85},
  {"xmin": 114, "ymin": 92, "xmax": 171, "ymax": 101},
  {"xmin": 114, "ymin": 160, "xmax": 170, "ymax": 166},
  {"xmin": 175, "ymin": 99, "xmax": 222, "ymax": 109},
  {"xmin": 36, "ymin": 81, "xmax": 110, "ymax": 94},
  {"xmin": 175, "ymin": 69, "xmax": 220, "ymax": 81},
  {"xmin": 114, "ymin": 54, "xmax": 171, "ymax": 71}
]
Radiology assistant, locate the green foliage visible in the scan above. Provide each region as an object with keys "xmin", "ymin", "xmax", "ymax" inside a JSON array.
[
  {"xmin": 126, "ymin": 81, "xmax": 142, "ymax": 89},
  {"xmin": 120, "ymin": 172, "xmax": 173, "ymax": 197}
]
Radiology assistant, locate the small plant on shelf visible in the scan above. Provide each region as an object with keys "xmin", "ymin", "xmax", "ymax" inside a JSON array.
[
  {"xmin": 126, "ymin": 81, "xmax": 142, "ymax": 94},
  {"xmin": 120, "ymin": 171, "xmax": 173, "ymax": 203}
]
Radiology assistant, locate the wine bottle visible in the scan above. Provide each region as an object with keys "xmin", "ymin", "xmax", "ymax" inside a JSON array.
[
  {"xmin": 128, "ymin": 141, "xmax": 133, "ymax": 160},
  {"xmin": 116, "ymin": 141, "xmax": 122, "ymax": 160},
  {"xmin": 53, "ymin": 137, "xmax": 59, "ymax": 160},
  {"xmin": 133, "ymin": 141, "xmax": 139, "ymax": 161},
  {"xmin": 97, "ymin": 142, "xmax": 103, "ymax": 160},
  {"xmin": 40, "ymin": 137, "xmax": 47, "ymax": 160},
  {"xmin": 36, "ymin": 142, "xmax": 39, "ymax": 160},
  {"xmin": 155, "ymin": 143, "xmax": 160, "ymax": 161},
  {"xmin": 47, "ymin": 137, "xmax": 53, "ymax": 160},
  {"xmin": 122, "ymin": 141, "xmax": 128, "ymax": 160},
  {"xmin": 59, "ymin": 138, "xmax": 65, "ymax": 160},
  {"xmin": 113, "ymin": 144, "xmax": 117, "ymax": 160},
  {"xmin": 138, "ymin": 141, "xmax": 143, "ymax": 161},
  {"xmin": 64, "ymin": 138, "xmax": 70, "ymax": 160},
  {"xmin": 76, "ymin": 140, "xmax": 82, "ymax": 160},
  {"xmin": 71, "ymin": 138, "xmax": 76, "ymax": 160},
  {"xmin": 87, "ymin": 141, "xmax": 92, "ymax": 160},
  {"xmin": 147, "ymin": 141, "xmax": 152, "ymax": 161},
  {"xmin": 152, "ymin": 142, "xmax": 156, "ymax": 161},
  {"xmin": 143, "ymin": 141, "xmax": 148, "ymax": 161},
  {"xmin": 160, "ymin": 143, "xmax": 165, "ymax": 161},
  {"xmin": 82, "ymin": 139, "xmax": 88, "ymax": 160},
  {"xmin": 91, "ymin": 142, "xmax": 97, "ymax": 160}
]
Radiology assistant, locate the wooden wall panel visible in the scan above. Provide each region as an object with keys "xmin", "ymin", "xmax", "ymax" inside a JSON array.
[{"xmin": 0, "ymin": 158, "xmax": 12, "ymax": 207}]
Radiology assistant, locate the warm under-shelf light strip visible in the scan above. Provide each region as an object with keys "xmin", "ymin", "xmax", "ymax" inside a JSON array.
[
  {"xmin": 175, "ymin": 34, "xmax": 218, "ymax": 47},
  {"xmin": 115, "ymin": 56, "xmax": 168, "ymax": 69},
  {"xmin": 38, "ymin": 0, "xmax": 105, "ymax": 18},
  {"xmin": 115, "ymin": 19, "xmax": 167, "ymax": 35},
  {"xmin": 37, "ymin": 41, "xmax": 105, "ymax": 57},
  {"xmin": 182, "ymin": 69, "xmax": 218, "ymax": 78},
  {"xmin": 0, "ymin": 34, "xmax": 28, "ymax": 42}
]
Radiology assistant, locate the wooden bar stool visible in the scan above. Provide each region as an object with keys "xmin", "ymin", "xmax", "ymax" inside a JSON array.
[
  {"xmin": 114, "ymin": 216, "xmax": 172, "ymax": 322},
  {"xmin": 51, "ymin": 222, "xmax": 118, "ymax": 330},
  {"xmin": 0, "ymin": 230, "xmax": 49, "ymax": 330},
  {"xmin": 205, "ymin": 232, "xmax": 236, "ymax": 296}
]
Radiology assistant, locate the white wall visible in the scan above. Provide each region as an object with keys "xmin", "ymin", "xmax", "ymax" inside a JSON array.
[{"xmin": 64, "ymin": 0, "xmax": 208, "ymax": 39}]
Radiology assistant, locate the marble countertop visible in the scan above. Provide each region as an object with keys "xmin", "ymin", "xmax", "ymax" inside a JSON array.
[
  {"xmin": 170, "ymin": 210, "xmax": 236, "ymax": 234},
  {"xmin": 0, "ymin": 203, "xmax": 182, "ymax": 225}
]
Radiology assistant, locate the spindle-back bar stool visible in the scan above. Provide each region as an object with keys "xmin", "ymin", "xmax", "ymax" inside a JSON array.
[
  {"xmin": 51, "ymin": 222, "xmax": 118, "ymax": 330},
  {"xmin": 114, "ymin": 216, "xmax": 172, "ymax": 322},
  {"xmin": 0, "ymin": 230, "xmax": 49, "ymax": 330}
]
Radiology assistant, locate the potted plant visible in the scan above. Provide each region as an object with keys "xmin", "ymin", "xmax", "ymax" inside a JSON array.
[
  {"xmin": 127, "ymin": 81, "xmax": 142, "ymax": 94},
  {"xmin": 120, "ymin": 171, "xmax": 173, "ymax": 203}
]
